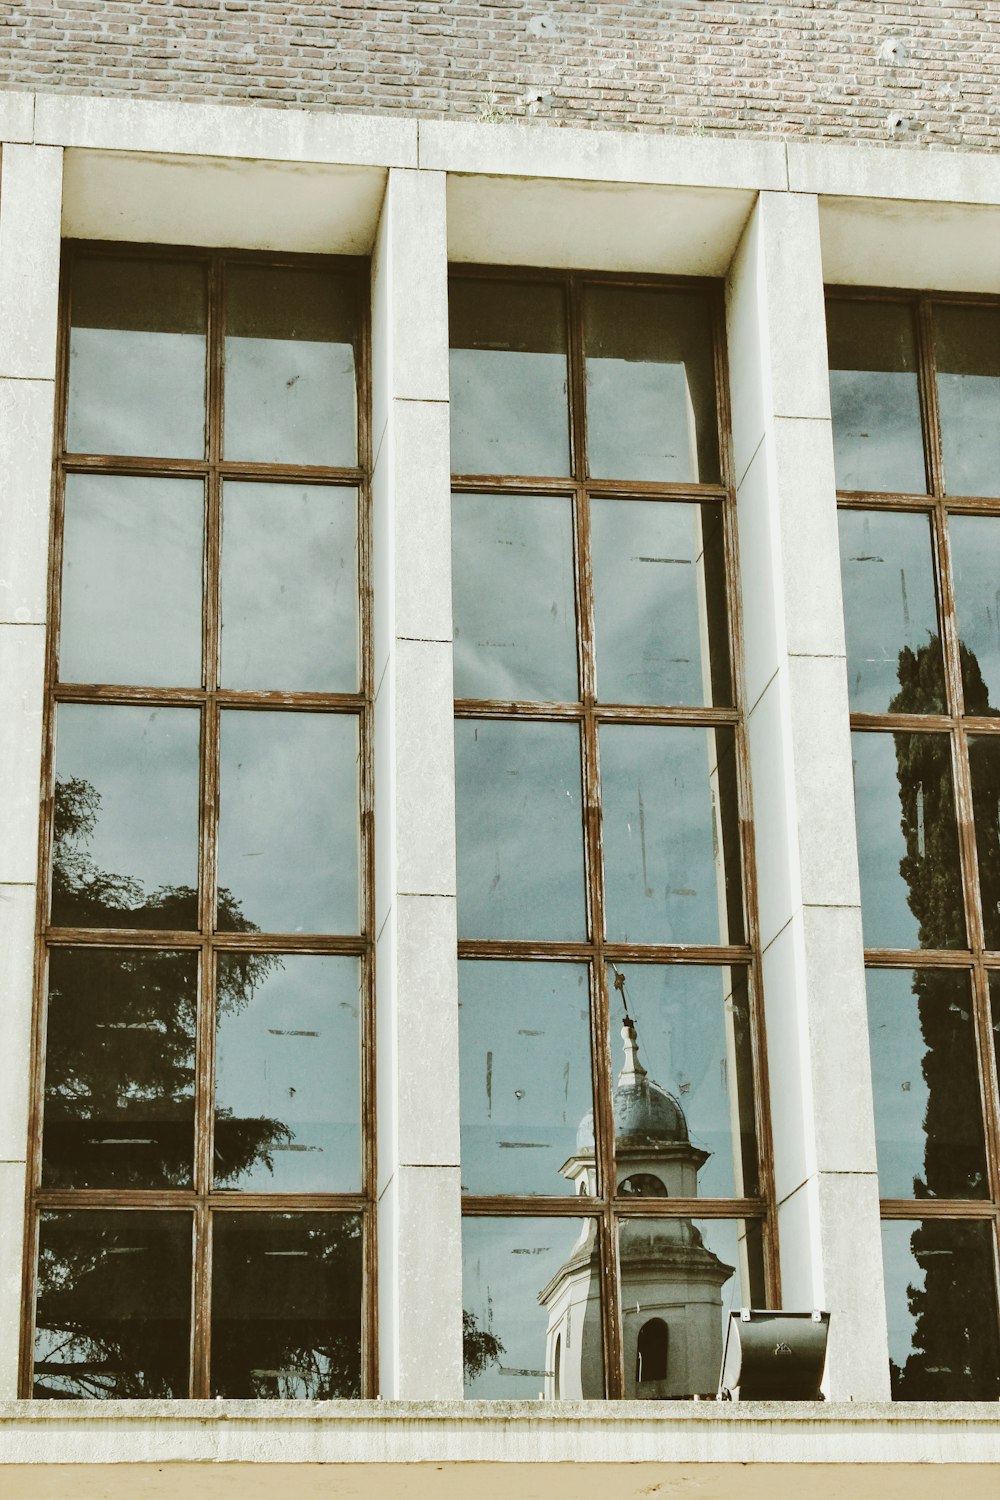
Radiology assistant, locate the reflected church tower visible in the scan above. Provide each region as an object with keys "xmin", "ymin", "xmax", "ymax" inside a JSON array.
[{"xmin": 539, "ymin": 1016, "xmax": 733, "ymax": 1399}]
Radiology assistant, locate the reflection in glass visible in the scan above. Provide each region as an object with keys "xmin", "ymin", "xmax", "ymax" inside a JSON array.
[
  {"xmin": 211, "ymin": 1213, "xmax": 362, "ymax": 1398},
  {"xmin": 67, "ymin": 257, "xmax": 206, "ymax": 459},
  {"xmin": 218, "ymin": 710, "xmax": 359, "ymax": 935},
  {"xmin": 882, "ymin": 1219, "xmax": 1000, "ymax": 1400},
  {"xmin": 584, "ymin": 286, "xmax": 720, "ymax": 483},
  {"xmin": 949, "ymin": 514, "xmax": 1000, "ymax": 715},
  {"xmin": 838, "ymin": 509, "xmax": 944, "ymax": 714},
  {"xmin": 451, "ymin": 492, "xmax": 578, "ymax": 702},
  {"xmin": 220, "ymin": 483, "xmax": 358, "ymax": 692},
  {"xmin": 616, "ymin": 1219, "xmax": 764, "ymax": 1399},
  {"xmin": 462, "ymin": 1216, "xmax": 603, "ymax": 1398},
  {"xmin": 51, "ymin": 705, "xmax": 200, "ymax": 930},
  {"xmin": 826, "ymin": 299, "xmax": 926, "ymax": 494},
  {"xmin": 934, "ymin": 303, "xmax": 1000, "ymax": 499},
  {"xmin": 599, "ymin": 965, "xmax": 758, "ymax": 1200},
  {"xmin": 968, "ymin": 736, "xmax": 1000, "ymax": 949},
  {"xmin": 455, "ymin": 719, "xmax": 586, "ymax": 940},
  {"xmin": 458, "ymin": 961, "xmax": 592, "ymax": 1195},
  {"xmin": 215, "ymin": 955, "xmax": 361, "ymax": 1193},
  {"xmin": 600, "ymin": 724, "xmax": 744, "ymax": 945},
  {"xmin": 59, "ymin": 475, "xmax": 203, "ymax": 689},
  {"xmin": 33, "ymin": 1211, "xmax": 192, "ymax": 1398},
  {"xmin": 591, "ymin": 499, "xmax": 730, "ymax": 706},
  {"xmin": 866, "ymin": 968, "xmax": 987, "ymax": 1199},
  {"xmin": 450, "ymin": 279, "xmax": 570, "ymax": 478},
  {"xmin": 851, "ymin": 731, "xmax": 966, "ymax": 950},
  {"xmin": 224, "ymin": 266, "xmax": 358, "ymax": 467},
  {"xmin": 41, "ymin": 949, "xmax": 197, "ymax": 1190}
]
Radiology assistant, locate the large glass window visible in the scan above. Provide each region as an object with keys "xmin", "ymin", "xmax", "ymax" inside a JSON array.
[
  {"xmin": 451, "ymin": 271, "xmax": 771, "ymax": 1400},
  {"xmin": 25, "ymin": 245, "xmax": 374, "ymax": 1399},
  {"xmin": 830, "ymin": 291, "xmax": 1000, "ymax": 1402}
]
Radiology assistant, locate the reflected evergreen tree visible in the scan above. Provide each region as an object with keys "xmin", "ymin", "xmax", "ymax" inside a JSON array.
[{"xmin": 462, "ymin": 1310, "xmax": 505, "ymax": 1382}]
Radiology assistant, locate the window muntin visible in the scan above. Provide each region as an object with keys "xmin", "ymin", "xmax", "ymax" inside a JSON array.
[
  {"xmin": 451, "ymin": 270, "xmax": 772, "ymax": 1401},
  {"xmin": 24, "ymin": 244, "xmax": 374, "ymax": 1400},
  {"xmin": 830, "ymin": 289, "xmax": 1000, "ymax": 1403}
]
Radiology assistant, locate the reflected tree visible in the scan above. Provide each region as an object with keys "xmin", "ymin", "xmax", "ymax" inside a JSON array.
[{"xmin": 462, "ymin": 1310, "xmax": 505, "ymax": 1382}]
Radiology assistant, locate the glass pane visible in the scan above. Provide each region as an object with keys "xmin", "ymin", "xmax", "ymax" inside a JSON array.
[
  {"xmin": 211, "ymin": 1213, "xmax": 362, "ymax": 1398},
  {"xmin": 42, "ymin": 949, "xmax": 197, "ymax": 1190},
  {"xmin": 605, "ymin": 964, "xmax": 758, "ymax": 1200},
  {"xmin": 591, "ymin": 499, "xmax": 730, "ymax": 706},
  {"xmin": 217, "ymin": 710, "xmax": 359, "ymax": 935},
  {"xmin": 462, "ymin": 1216, "xmax": 604, "ymax": 1398},
  {"xmin": 969, "ymin": 735, "xmax": 1000, "ymax": 949},
  {"xmin": 851, "ymin": 731, "xmax": 966, "ymax": 950},
  {"xmin": 459, "ymin": 960, "xmax": 593, "ymax": 1196},
  {"xmin": 600, "ymin": 724, "xmax": 744, "ymax": 945},
  {"xmin": 455, "ymin": 719, "xmax": 586, "ymax": 940},
  {"xmin": 949, "ymin": 514, "xmax": 1000, "ymax": 715},
  {"xmin": 934, "ymin": 303, "xmax": 1000, "ymax": 498},
  {"xmin": 67, "ymin": 257, "xmax": 206, "ymax": 459},
  {"xmin": 882, "ymin": 1219, "xmax": 1000, "ymax": 1401},
  {"xmin": 33, "ymin": 1210, "xmax": 191, "ymax": 1398},
  {"xmin": 59, "ymin": 474, "xmax": 203, "ymax": 689},
  {"xmin": 215, "ymin": 954, "xmax": 361, "ymax": 1193},
  {"xmin": 618, "ymin": 1218, "xmax": 765, "ymax": 1399},
  {"xmin": 452, "ymin": 492, "xmax": 578, "ymax": 702},
  {"xmin": 838, "ymin": 509, "xmax": 944, "ymax": 714},
  {"xmin": 584, "ymin": 286, "xmax": 720, "ymax": 484},
  {"xmin": 51, "ymin": 705, "xmax": 200, "ymax": 930},
  {"xmin": 220, "ymin": 483, "xmax": 358, "ymax": 693},
  {"xmin": 224, "ymin": 266, "xmax": 358, "ymax": 467},
  {"xmin": 826, "ymin": 298, "xmax": 926, "ymax": 494},
  {"xmin": 867, "ymin": 968, "xmax": 987, "ymax": 1199},
  {"xmin": 449, "ymin": 279, "xmax": 570, "ymax": 478}
]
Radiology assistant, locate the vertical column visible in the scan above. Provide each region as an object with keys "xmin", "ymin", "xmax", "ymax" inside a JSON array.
[
  {"xmin": 0, "ymin": 141, "xmax": 63, "ymax": 1398},
  {"xmin": 726, "ymin": 191, "xmax": 890, "ymax": 1400},
  {"xmin": 371, "ymin": 167, "xmax": 463, "ymax": 1399}
]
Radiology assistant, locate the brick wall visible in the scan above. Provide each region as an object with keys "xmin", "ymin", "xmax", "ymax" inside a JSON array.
[{"xmin": 1, "ymin": 1, "xmax": 998, "ymax": 150}]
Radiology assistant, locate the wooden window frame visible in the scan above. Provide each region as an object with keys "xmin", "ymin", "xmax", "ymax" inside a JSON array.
[{"xmin": 19, "ymin": 240, "xmax": 378, "ymax": 1399}]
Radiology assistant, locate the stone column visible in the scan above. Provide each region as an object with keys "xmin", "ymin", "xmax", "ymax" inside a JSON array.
[
  {"xmin": 370, "ymin": 167, "xmax": 463, "ymax": 1399},
  {"xmin": 0, "ymin": 140, "xmax": 63, "ymax": 1398},
  {"xmin": 725, "ymin": 190, "xmax": 891, "ymax": 1400}
]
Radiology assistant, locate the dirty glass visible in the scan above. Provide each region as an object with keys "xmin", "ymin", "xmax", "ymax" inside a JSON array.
[
  {"xmin": 826, "ymin": 298, "xmax": 926, "ymax": 494},
  {"xmin": 584, "ymin": 285, "xmax": 720, "ymax": 484},
  {"xmin": 51, "ymin": 704, "xmax": 200, "ymax": 930},
  {"xmin": 949, "ymin": 514, "xmax": 1000, "ymax": 714},
  {"xmin": 449, "ymin": 278, "xmax": 570, "ymax": 478},
  {"xmin": 881, "ymin": 1219, "xmax": 1000, "ymax": 1400},
  {"xmin": 933, "ymin": 303, "xmax": 1000, "ymax": 499},
  {"xmin": 33, "ymin": 1210, "xmax": 192, "ymax": 1398},
  {"xmin": 68, "ymin": 257, "xmax": 206, "ymax": 460},
  {"xmin": 455, "ymin": 719, "xmax": 586, "ymax": 940},
  {"xmin": 41, "ymin": 949, "xmax": 197, "ymax": 1190},
  {"xmin": 866, "ymin": 968, "xmax": 987, "ymax": 1199},
  {"xmin": 599, "ymin": 724, "xmax": 744, "ymax": 946},
  {"xmin": 451, "ymin": 491, "xmax": 578, "ymax": 702},
  {"xmin": 224, "ymin": 266, "xmax": 358, "ymax": 467},
  {"xmin": 220, "ymin": 482, "xmax": 358, "ymax": 693},
  {"xmin": 851, "ymin": 730, "xmax": 966, "ymax": 950},
  {"xmin": 838, "ymin": 508, "xmax": 944, "ymax": 714},
  {"xmin": 462, "ymin": 1216, "xmax": 604, "ymax": 1399},
  {"xmin": 211, "ymin": 1212, "xmax": 363, "ymax": 1398},
  {"xmin": 968, "ymin": 736, "xmax": 1000, "ymax": 949},
  {"xmin": 217, "ymin": 710, "xmax": 359, "ymax": 935},
  {"xmin": 214, "ymin": 954, "xmax": 361, "ymax": 1193},
  {"xmin": 458, "ymin": 960, "xmax": 593, "ymax": 1196}
]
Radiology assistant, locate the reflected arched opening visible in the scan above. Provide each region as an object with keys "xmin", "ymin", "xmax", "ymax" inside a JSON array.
[
  {"xmin": 553, "ymin": 1332, "xmax": 561, "ymax": 1400},
  {"xmin": 619, "ymin": 1173, "xmax": 667, "ymax": 1198},
  {"xmin": 636, "ymin": 1317, "xmax": 669, "ymax": 1384}
]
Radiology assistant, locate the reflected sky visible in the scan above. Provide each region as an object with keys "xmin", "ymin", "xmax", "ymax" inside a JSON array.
[
  {"xmin": 934, "ymin": 303, "xmax": 1000, "ymax": 499},
  {"xmin": 826, "ymin": 299, "xmax": 926, "ymax": 494},
  {"xmin": 950, "ymin": 513, "xmax": 1000, "ymax": 713}
]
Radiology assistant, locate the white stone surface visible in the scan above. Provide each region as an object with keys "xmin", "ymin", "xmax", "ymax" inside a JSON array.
[
  {"xmin": 0, "ymin": 1160, "xmax": 26, "ymax": 1400},
  {"xmin": 747, "ymin": 672, "xmax": 797, "ymax": 949},
  {"xmin": 0, "ymin": 626, "xmax": 45, "ymax": 885},
  {"xmin": 0, "ymin": 92, "xmax": 34, "ymax": 144},
  {"xmin": 0, "ymin": 883, "xmax": 35, "ymax": 1165},
  {"xmin": 787, "ymin": 653, "xmax": 861, "ymax": 911},
  {"xmin": 0, "ymin": 378, "xmax": 56, "ymax": 627},
  {"xmin": 771, "ymin": 417, "xmax": 844, "ymax": 661},
  {"xmin": 788, "ymin": 140, "xmax": 1000, "ymax": 206},
  {"xmin": 394, "ymin": 894, "xmax": 460, "ymax": 1170},
  {"xmin": 378, "ymin": 1167, "xmax": 463, "ymax": 1400},
  {"xmin": 819, "ymin": 196, "xmax": 1000, "ymax": 296},
  {"xmin": 734, "ymin": 438, "xmax": 780, "ymax": 715},
  {"xmin": 393, "ymin": 640, "xmax": 456, "ymax": 900},
  {"xmin": 0, "ymin": 144, "xmax": 62, "ymax": 380}
]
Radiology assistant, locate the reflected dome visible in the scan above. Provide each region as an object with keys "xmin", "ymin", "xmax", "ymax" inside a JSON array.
[{"xmin": 576, "ymin": 1016, "xmax": 690, "ymax": 1152}]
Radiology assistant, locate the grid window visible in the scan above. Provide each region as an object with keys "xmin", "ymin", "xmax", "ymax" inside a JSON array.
[
  {"xmin": 829, "ymin": 290, "xmax": 1000, "ymax": 1401},
  {"xmin": 450, "ymin": 270, "xmax": 773, "ymax": 1401},
  {"xmin": 23, "ymin": 244, "xmax": 375, "ymax": 1400}
]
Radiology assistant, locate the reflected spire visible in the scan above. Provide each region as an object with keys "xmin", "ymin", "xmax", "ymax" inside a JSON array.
[{"xmin": 619, "ymin": 1017, "xmax": 647, "ymax": 1089}]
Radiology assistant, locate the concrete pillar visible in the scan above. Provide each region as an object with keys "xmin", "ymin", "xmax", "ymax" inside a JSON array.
[
  {"xmin": 0, "ymin": 141, "xmax": 63, "ymax": 1398},
  {"xmin": 725, "ymin": 190, "xmax": 891, "ymax": 1400},
  {"xmin": 370, "ymin": 167, "xmax": 463, "ymax": 1399}
]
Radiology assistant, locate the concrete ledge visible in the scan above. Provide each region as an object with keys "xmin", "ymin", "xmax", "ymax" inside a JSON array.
[{"xmin": 788, "ymin": 141, "xmax": 1000, "ymax": 206}]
